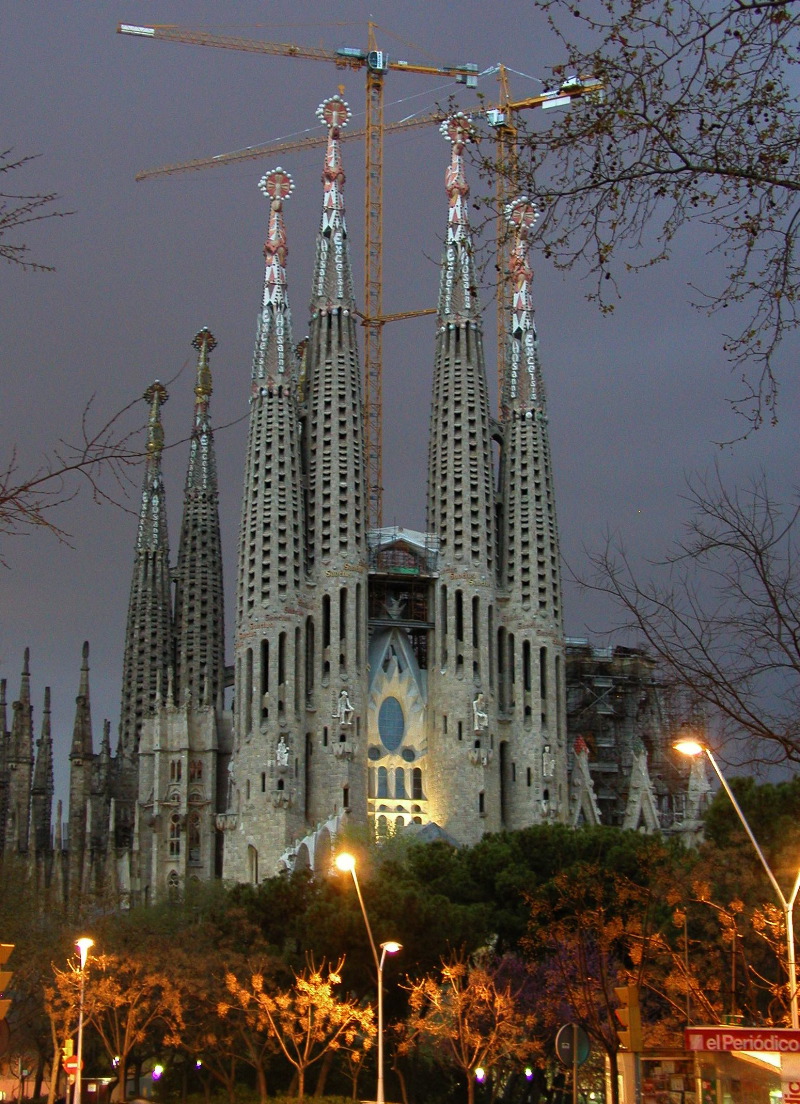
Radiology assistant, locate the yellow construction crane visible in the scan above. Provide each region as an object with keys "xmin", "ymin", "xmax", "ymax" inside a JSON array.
[{"xmin": 118, "ymin": 21, "xmax": 478, "ymax": 529}]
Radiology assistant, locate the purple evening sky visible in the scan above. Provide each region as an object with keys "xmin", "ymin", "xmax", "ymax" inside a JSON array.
[{"xmin": 2, "ymin": 2, "xmax": 797, "ymax": 805}]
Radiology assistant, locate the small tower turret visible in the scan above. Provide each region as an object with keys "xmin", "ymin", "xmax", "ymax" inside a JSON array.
[{"xmin": 303, "ymin": 97, "xmax": 369, "ymax": 831}]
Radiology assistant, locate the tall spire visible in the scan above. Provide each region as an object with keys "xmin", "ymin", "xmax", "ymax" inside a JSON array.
[
  {"xmin": 310, "ymin": 95, "xmax": 356, "ymax": 312},
  {"xmin": 502, "ymin": 197, "xmax": 545, "ymax": 418},
  {"xmin": 496, "ymin": 193, "xmax": 567, "ymax": 831},
  {"xmin": 423, "ymin": 114, "xmax": 497, "ymax": 843},
  {"xmin": 230, "ymin": 166, "xmax": 308, "ymax": 877},
  {"xmin": 174, "ymin": 329, "xmax": 226, "ymax": 709},
  {"xmin": 301, "ymin": 96, "xmax": 369, "ymax": 833},
  {"xmin": 119, "ymin": 381, "xmax": 173, "ymax": 752},
  {"xmin": 437, "ymin": 114, "xmax": 480, "ymax": 327}
]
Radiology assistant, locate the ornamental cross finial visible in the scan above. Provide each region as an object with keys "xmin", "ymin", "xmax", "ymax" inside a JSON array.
[
  {"xmin": 260, "ymin": 167, "xmax": 294, "ymax": 305},
  {"xmin": 505, "ymin": 197, "xmax": 540, "ymax": 338},
  {"xmin": 441, "ymin": 113, "xmax": 475, "ymax": 242},
  {"xmin": 503, "ymin": 196, "xmax": 543, "ymax": 411},
  {"xmin": 192, "ymin": 327, "xmax": 216, "ymax": 402},
  {"xmin": 143, "ymin": 381, "xmax": 168, "ymax": 455},
  {"xmin": 318, "ymin": 95, "xmax": 350, "ymax": 235}
]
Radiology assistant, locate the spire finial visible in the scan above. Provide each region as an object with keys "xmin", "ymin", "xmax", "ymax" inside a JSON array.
[
  {"xmin": 437, "ymin": 114, "xmax": 479, "ymax": 326},
  {"xmin": 144, "ymin": 381, "xmax": 168, "ymax": 456},
  {"xmin": 259, "ymin": 167, "xmax": 294, "ymax": 306},
  {"xmin": 441, "ymin": 113, "xmax": 476, "ymax": 243},
  {"xmin": 318, "ymin": 96, "xmax": 350, "ymax": 236},
  {"xmin": 503, "ymin": 196, "xmax": 544, "ymax": 414},
  {"xmin": 506, "ymin": 196, "xmax": 539, "ymax": 340},
  {"xmin": 192, "ymin": 328, "xmax": 216, "ymax": 403}
]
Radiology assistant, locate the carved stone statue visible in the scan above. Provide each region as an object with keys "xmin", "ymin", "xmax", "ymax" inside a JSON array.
[
  {"xmin": 276, "ymin": 736, "xmax": 289, "ymax": 767},
  {"xmin": 472, "ymin": 692, "xmax": 488, "ymax": 731},
  {"xmin": 333, "ymin": 689, "xmax": 354, "ymax": 725}
]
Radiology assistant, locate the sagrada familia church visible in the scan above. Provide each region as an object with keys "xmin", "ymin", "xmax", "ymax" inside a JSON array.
[{"xmin": 0, "ymin": 98, "xmax": 711, "ymax": 910}]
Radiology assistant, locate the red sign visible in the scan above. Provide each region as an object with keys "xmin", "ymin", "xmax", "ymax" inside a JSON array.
[
  {"xmin": 63, "ymin": 1056, "xmax": 82, "ymax": 1074},
  {"xmin": 685, "ymin": 1027, "xmax": 800, "ymax": 1054}
]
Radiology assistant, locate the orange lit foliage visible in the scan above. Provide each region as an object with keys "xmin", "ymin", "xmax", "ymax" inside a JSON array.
[{"xmin": 221, "ymin": 956, "xmax": 375, "ymax": 1101}]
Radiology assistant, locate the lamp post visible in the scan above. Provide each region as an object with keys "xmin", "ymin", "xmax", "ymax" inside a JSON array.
[
  {"xmin": 74, "ymin": 937, "xmax": 94, "ymax": 1104},
  {"xmin": 675, "ymin": 738, "xmax": 800, "ymax": 1028},
  {"xmin": 335, "ymin": 852, "xmax": 401, "ymax": 1104}
]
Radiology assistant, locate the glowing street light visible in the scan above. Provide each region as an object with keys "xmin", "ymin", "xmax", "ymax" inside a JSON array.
[
  {"xmin": 74, "ymin": 937, "xmax": 94, "ymax": 1104},
  {"xmin": 335, "ymin": 852, "xmax": 401, "ymax": 1104},
  {"xmin": 675, "ymin": 738, "xmax": 800, "ymax": 1029}
]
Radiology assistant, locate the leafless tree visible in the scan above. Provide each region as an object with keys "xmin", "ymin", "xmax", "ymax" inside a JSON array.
[
  {"xmin": 1, "ymin": 148, "xmax": 71, "ymax": 271},
  {"xmin": 474, "ymin": 0, "xmax": 800, "ymax": 428},
  {"xmin": 580, "ymin": 469, "xmax": 800, "ymax": 767},
  {"xmin": 0, "ymin": 396, "xmax": 146, "ymax": 557}
]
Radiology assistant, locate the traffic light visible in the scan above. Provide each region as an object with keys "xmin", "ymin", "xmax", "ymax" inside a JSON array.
[
  {"xmin": 0, "ymin": 944, "xmax": 14, "ymax": 1021},
  {"xmin": 614, "ymin": 983, "xmax": 642, "ymax": 1051}
]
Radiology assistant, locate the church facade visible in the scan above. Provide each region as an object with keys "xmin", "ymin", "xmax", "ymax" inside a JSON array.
[{"xmin": 0, "ymin": 99, "xmax": 703, "ymax": 910}]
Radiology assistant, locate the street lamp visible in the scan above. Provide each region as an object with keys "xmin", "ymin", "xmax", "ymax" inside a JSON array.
[
  {"xmin": 675, "ymin": 738, "xmax": 800, "ymax": 1028},
  {"xmin": 74, "ymin": 937, "xmax": 94, "ymax": 1104},
  {"xmin": 335, "ymin": 852, "xmax": 401, "ymax": 1104}
]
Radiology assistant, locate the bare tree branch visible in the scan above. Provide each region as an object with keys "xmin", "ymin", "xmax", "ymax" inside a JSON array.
[
  {"xmin": 576, "ymin": 468, "xmax": 800, "ymax": 767},
  {"xmin": 0, "ymin": 148, "xmax": 72, "ymax": 271},
  {"xmin": 472, "ymin": 0, "xmax": 800, "ymax": 429}
]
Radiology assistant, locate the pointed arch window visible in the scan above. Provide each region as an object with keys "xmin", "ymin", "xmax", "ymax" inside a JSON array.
[
  {"xmin": 169, "ymin": 812, "xmax": 181, "ymax": 857},
  {"xmin": 188, "ymin": 812, "xmax": 201, "ymax": 864}
]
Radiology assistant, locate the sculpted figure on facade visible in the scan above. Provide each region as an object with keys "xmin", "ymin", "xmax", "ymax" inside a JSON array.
[
  {"xmin": 473, "ymin": 693, "xmax": 489, "ymax": 732},
  {"xmin": 334, "ymin": 689, "xmax": 354, "ymax": 725}
]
